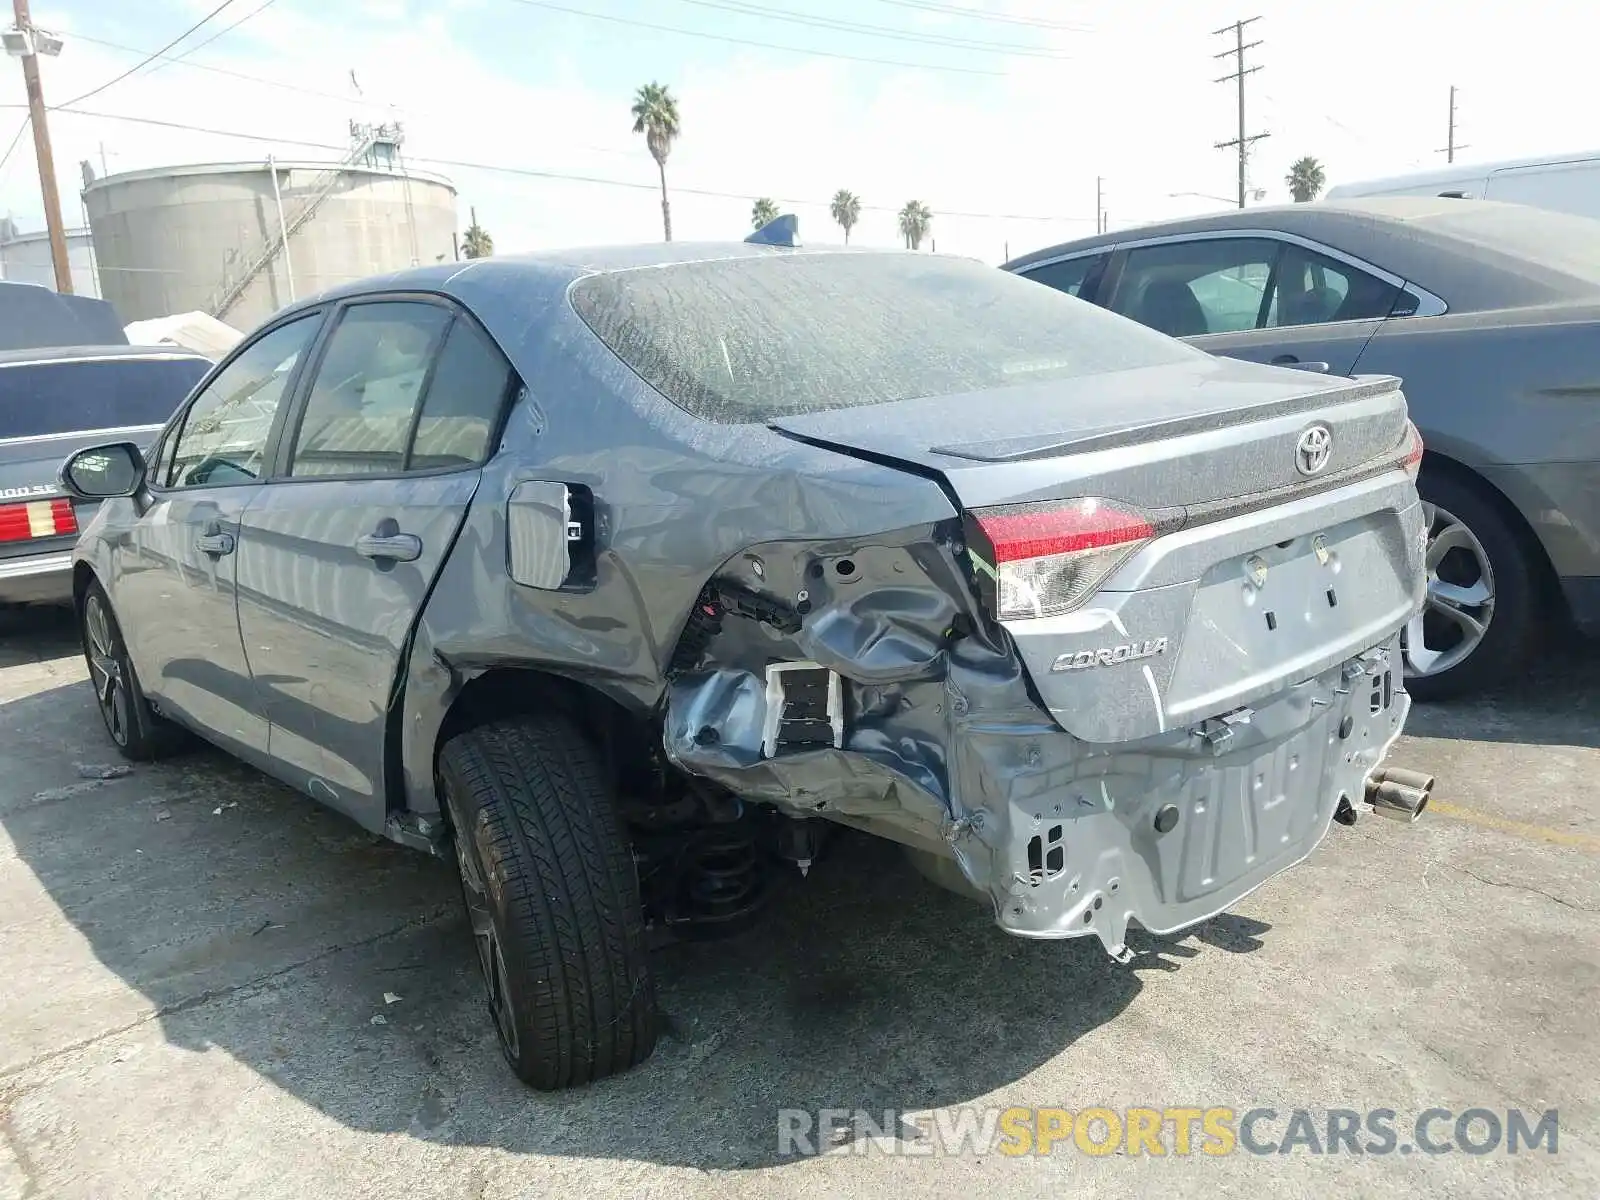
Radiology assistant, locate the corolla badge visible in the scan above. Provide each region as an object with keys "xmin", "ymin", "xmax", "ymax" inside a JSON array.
[
  {"xmin": 1051, "ymin": 637, "xmax": 1169, "ymax": 672},
  {"xmin": 1295, "ymin": 423, "xmax": 1333, "ymax": 476}
]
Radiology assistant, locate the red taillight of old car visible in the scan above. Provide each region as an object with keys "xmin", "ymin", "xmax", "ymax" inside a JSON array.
[
  {"xmin": 968, "ymin": 498, "xmax": 1154, "ymax": 620},
  {"xmin": 0, "ymin": 498, "xmax": 77, "ymax": 544},
  {"xmin": 1399, "ymin": 420, "xmax": 1424, "ymax": 480}
]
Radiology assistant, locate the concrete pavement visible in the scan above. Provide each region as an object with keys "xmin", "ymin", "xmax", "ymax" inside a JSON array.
[{"xmin": 1, "ymin": 607, "xmax": 1596, "ymax": 1198}]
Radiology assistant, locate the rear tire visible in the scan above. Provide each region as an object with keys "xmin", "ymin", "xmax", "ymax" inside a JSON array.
[
  {"xmin": 79, "ymin": 580, "xmax": 187, "ymax": 761},
  {"xmin": 1404, "ymin": 471, "xmax": 1541, "ymax": 701},
  {"xmin": 438, "ymin": 714, "xmax": 658, "ymax": 1089}
]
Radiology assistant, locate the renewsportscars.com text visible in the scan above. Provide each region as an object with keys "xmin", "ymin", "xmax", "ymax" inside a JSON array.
[{"xmin": 776, "ymin": 1106, "xmax": 1559, "ymax": 1158}]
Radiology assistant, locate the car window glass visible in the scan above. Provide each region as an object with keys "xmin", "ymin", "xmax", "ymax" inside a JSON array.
[
  {"xmin": 166, "ymin": 315, "xmax": 319, "ymax": 488},
  {"xmin": 407, "ymin": 318, "xmax": 512, "ymax": 470},
  {"xmin": 1266, "ymin": 245, "xmax": 1401, "ymax": 327},
  {"xmin": 288, "ymin": 302, "xmax": 451, "ymax": 478},
  {"xmin": 1111, "ymin": 239, "xmax": 1281, "ymax": 337},
  {"xmin": 0, "ymin": 356, "xmax": 209, "ymax": 439},
  {"xmin": 568, "ymin": 253, "xmax": 1197, "ymax": 423},
  {"xmin": 1017, "ymin": 255, "xmax": 1103, "ymax": 299}
]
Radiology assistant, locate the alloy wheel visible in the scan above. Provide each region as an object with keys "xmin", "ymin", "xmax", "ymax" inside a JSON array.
[
  {"xmin": 1402, "ymin": 502, "xmax": 1496, "ymax": 679},
  {"xmin": 84, "ymin": 595, "xmax": 130, "ymax": 747},
  {"xmin": 453, "ymin": 825, "xmax": 521, "ymax": 1060}
]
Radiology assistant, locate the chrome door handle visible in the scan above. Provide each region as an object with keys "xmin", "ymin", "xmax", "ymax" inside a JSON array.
[
  {"xmin": 196, "ymin": 530, "xmax": 235, "ymax": 556},
  {"xmin": 355, "ymin": 532, "xmax": 422, "ymax": 563}
]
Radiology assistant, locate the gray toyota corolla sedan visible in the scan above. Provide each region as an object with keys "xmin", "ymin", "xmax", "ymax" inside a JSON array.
[{"xmin": 59, "ymin": 233, "xmax": 1432, "ymax": 1089}]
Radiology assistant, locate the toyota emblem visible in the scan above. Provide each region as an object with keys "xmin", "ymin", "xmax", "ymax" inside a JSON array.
[{"xmin": 1295, "ymin": 424, "xmax": 1333, "ymax": 476}]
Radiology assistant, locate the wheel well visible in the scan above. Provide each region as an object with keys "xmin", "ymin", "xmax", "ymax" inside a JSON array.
[
  {"xmin": 71, "ymin": 562, "xmax": 95, "ymax": 613},
  {"xmin": 434, "ymin": 667, "xmax": 660, "ymax": 800},
  {"xmin": 1420, "ymin": 450, "xmax": 1564, "ymax": 609}
]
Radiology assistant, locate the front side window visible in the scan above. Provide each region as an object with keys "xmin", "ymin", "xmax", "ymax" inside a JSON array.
[
  {"xmin": 287, "ymin": 302, "xmax": 451, "ymax": 478},
  {"xmin": 166, "ymin": 314, "xmax": 320, "ymax": 488}
]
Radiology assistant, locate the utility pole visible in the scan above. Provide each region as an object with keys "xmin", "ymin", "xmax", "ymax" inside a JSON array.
[
  {"xmin": 1096, "ymin": 176, "xmax": 1104, "ymax": 234},
  {"xmin": 6, "ymin": 0, "xmax": 70, "ymax": 292},
  {"xmin": 1212, "ymin": 17, "xmax": 1269, "ymax": 209},
  {"xmin": 1440, "ymin": 85, "xmax": 1467, "ymax": 163}
]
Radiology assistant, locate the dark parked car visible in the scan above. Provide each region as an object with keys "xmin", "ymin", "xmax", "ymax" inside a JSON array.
[
  {"xmin": 1004, "ymin": 197, "xmax": 1600, "ymax": 698},
  {"xmin": 59, "ymin": 241, "xmax": 1430, "ymax": 1089},
  {"xmin": 0, "ymin": 346, "xmax": 212, "ymax": 608}
]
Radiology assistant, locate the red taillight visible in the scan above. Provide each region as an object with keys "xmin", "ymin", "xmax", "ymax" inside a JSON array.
[
  {"xmin": 969, "ymin": 498, "xmax": 1154, "ymax": 620},
  {"xmin": 0, "ymin": 498, "xmax": 78, "ymax": 544},
  {"xmin": 1399, "ymin": 420, "xmax": 1424, "ymax": 479}
]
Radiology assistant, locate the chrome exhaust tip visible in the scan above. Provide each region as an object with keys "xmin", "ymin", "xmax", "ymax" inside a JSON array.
[{"xmin": 1365, "ymin": 766, "xmax": 1434, "ymax": 823}]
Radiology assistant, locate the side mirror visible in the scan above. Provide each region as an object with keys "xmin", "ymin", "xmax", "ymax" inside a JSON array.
[{"xmin": 59, "ymin": 442, "xmax": 147, "ymax": 500}]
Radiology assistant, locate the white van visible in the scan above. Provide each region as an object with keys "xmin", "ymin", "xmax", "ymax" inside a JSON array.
[{"xmin": 1325, "ymin": 151, "xmax": 1600, "ymax": 220}]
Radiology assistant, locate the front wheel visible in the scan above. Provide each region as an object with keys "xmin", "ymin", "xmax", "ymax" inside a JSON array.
[
  {"xmin": 79, "ymin": 580, "xmax": 187, "ymax": 760},
  {"xmin": 438, "ymin": 714, "xmax": 658, "ymax": 1089},
  {"xmin": 1403, "ymin": 472, "xmax": 1541, "ymax": 701}
]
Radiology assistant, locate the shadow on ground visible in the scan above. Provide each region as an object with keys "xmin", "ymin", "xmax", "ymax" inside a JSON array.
[
  {"xmin": 0, "ymin": 650, "xmax": 1266, "ymax": 1171},
  {"xmin": 1403, "ymin": 637, "xmax": 1600, "ymax": 750}
]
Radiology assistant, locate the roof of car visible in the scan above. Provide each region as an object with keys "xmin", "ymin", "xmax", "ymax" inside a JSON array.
[
  {"xmin": 277, "ymin": 241, "xmax": 890, "ymax": 318},
  {"xmin": 1001, "ymin": 197, "xmax": 1600, "ymax": 313},
  {"xmin": 1000, "ymin": 198, "xmax": 1512, "ymax": 268},
  {"xmin": 0, "ymin": 344, "xmax": 212, "ymax": 367}
]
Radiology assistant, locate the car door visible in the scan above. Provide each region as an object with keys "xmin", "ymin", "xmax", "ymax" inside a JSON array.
[
  {"xmin": 1103, "ymin": 235, "xmax": 1402, "ymax": 376},
  {"xmin": 232, "ymin": 296, "xmax": 514, "ymax": 826},
  {"xmin": 111, "ymin": 312, "xmax": 324, "ymax": 758}
]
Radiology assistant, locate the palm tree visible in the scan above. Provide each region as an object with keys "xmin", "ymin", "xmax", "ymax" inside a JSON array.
[
  {"xmin": 1286, "ymin": 156, "xmax": 1327, "ymax": 203},
  {"xmin": 750, "ymin": 197, "xmax": 780, "ymax": 230},
  {"xmin": 631, "ymin": 82, "xmax": 681, "ymax": 241},
  {"xmin": 460, "ymin": 207, "xmax": 493, "ymax": 259},
  {"xmin": 897, "ymin": 200, "xmax": 933, "ymax": 250},
  {"xmin": 830, "ymin": 188, "xmax": 861, "ymax": 243}
]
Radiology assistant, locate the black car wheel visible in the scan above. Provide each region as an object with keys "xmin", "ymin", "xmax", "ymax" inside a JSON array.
[
  {"xmin": 79, "ymin": 580, "xmax": 187, "ymax": 760},
  {"xmin": 438, "ymin": 713, "xmax": 658, "ymax": 1089},
  {"xmin": 1403, "ymin": 472, "xmax": 1541, "ymax": 701}
]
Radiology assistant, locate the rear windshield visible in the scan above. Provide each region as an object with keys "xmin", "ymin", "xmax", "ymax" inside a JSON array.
[
  {"xmin": 568, "ymin": 252, "xmax": 1195, "ymax": 422},
  {"xmin": 0, "ymin": 356, "xmax": 210, "ymax": 439}
]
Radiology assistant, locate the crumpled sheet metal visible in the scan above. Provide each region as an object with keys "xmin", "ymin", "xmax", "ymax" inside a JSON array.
[{"xmin": 663, "ymin": 528, "xmax": 1407, "ymax": 958}]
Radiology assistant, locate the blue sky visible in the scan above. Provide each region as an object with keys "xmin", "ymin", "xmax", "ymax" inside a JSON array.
[{"xmin": 1, "ymin": 0, "xmax": 1594, "ymax": 265}]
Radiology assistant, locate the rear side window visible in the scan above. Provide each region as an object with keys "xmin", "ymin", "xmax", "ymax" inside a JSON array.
[
  {"xmin": 568, "ymin": 252, "xmax": 1194, "ymax": 423},
  {"xmin": 0, "ymin": 357, "xmax": 209, "ymax": 439},
  {"xmin": 288, "ymin": 302, "xmax": 451, "ymax": 478},
  {"xmin": 408, "ymin": 318, "xmax": 513, "ymax": 470}
]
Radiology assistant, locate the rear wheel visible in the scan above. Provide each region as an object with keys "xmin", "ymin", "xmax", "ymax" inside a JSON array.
[
  {"xmin": 1403, "ymin": 472, "xmax": 1541, "ymax": 701},
  {"xmin": 438, "ymin": 714, "xmax": 658, "ymax": 1089},
  {"xmin": 79, "ymin": 580, "xmax": 187, "ymax": 761}
]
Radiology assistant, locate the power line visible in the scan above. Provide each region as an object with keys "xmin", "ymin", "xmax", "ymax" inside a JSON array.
[
  {"xmin": 69, "ymin": 32, "xmax": 393, "ymax": 110},
  {"xmin": 663, "ymin": 0, "xmax": 1076, "ymax": 58},
  {"xmin": 50, "ymin": 105, "xmax": 1101, "ymax": 223},
  {"xmin": 1212, "ymin": 17, "xmax": 1269, "ymax": 209},
  {"xmin": 870, "ymin": 0, "xmax": 1095, "ymax": 31},
  {"xmin": 55, "ymin": 0, "xmax": 241, "ymax": 108},
  {"xmin": 0, "ymin": 115, "xmax": 29, "ymax": 176},
  {"xmin": 56, "ymin": 36, "xmax": 637, "ymax": 162},
  {"xmin": 138, "ymin": 0, "xmax": 283, "ymax": 81},
  {"xmin": 501, "ymin": 0, "xmax": 1006, "ymax": 75}
]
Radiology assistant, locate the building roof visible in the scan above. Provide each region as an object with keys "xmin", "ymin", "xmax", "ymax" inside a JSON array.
[{"xmin": 81, "ymin": 159, "xmax": 456, "ymax": 195}]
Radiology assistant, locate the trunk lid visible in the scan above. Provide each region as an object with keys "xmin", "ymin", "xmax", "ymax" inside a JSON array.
[
  {"xmin": 767, "ymin": 356, "xmax": 1406, "ymax": 511},
  {"xmin": 770, "ymin": 356, "xmax": 1424, "ymax": 743}
]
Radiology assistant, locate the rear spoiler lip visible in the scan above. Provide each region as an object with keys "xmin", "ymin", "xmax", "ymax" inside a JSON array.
[{"xmin": 926, "ymin": 373, "xmax": 1402, "ymax": 463}]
